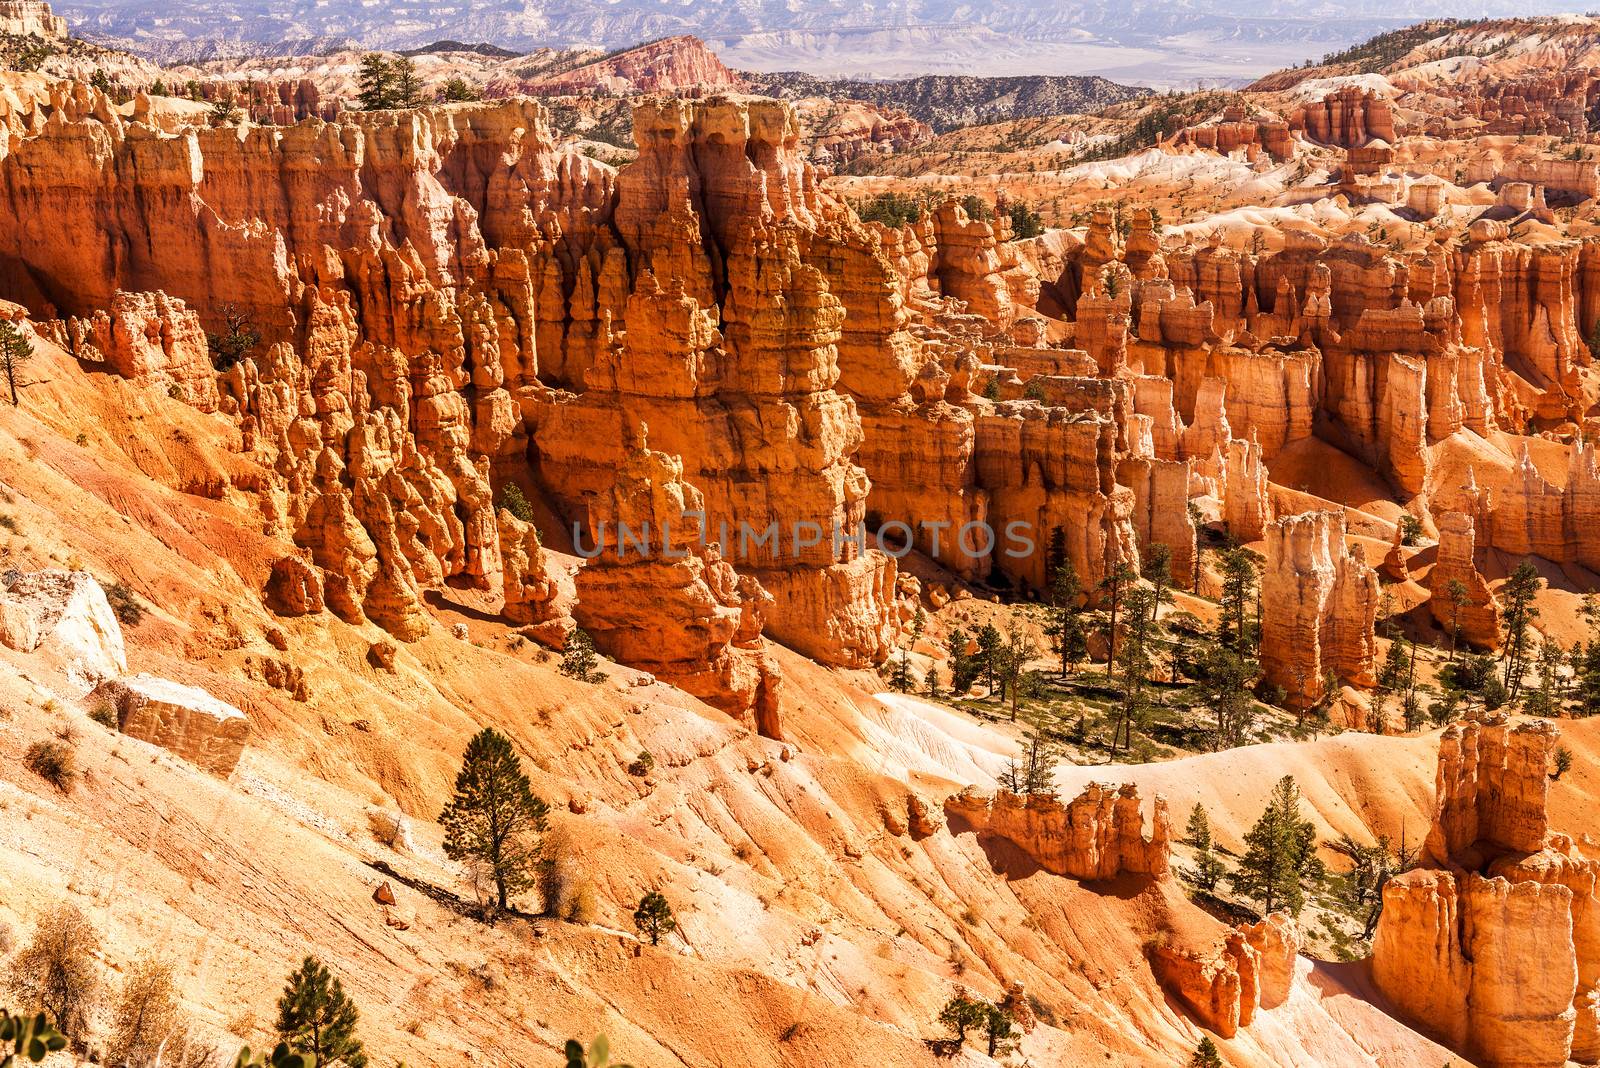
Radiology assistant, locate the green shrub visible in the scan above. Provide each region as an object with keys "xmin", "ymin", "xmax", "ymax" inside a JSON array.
[
  {"xmin": 103, "ymin": 581, "xmax": 146, "ymax": 627},
  {"xmin": 855, "ymin": 192, "xmax": 926, "ymax": 229},
  {"xmin": 497, "ymin": 483, "xmax": 535, "ymax": 523},
  {"xmin": 1005, "ymin": 200, "xmax": 1044, "ymax": 239},
  {"xmin": 959, "ymin": 194, "xmax": 993, "ymax": 222}
]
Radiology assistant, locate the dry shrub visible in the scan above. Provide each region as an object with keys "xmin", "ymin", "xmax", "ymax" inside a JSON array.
[
  {"xmin": 539, "ymin": 826, "xmax": 573, "ymax": 917},
  {"xmin": 366, "ymin": 808, "xmax": 410, "ymax": 851},
  {"xmin": 563, "ymin": 881, "xmax": 597, "ymax": 924},
  {"xmin": 107, "ymin": 956, "xmax": 184, "ymax": 1068},
  {"xmin": 6, "ymin": 902, "xmax": 101, "ymax": 1042},
  {"xmin": 24, "ymin": 739, "xmax": 77, "ymax": 793},
  {"xmin": 87, "ymin": 700, "xmax": 118, "ymax": 730}
]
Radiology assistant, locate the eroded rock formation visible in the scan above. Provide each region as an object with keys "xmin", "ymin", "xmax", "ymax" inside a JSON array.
[
  {"xmin": 1373, "ymin": 717, "xmax": 1600, "ymax": 1067},
  {"xmin": 944, "ymin": 783, "xmax": 1171, "ymax": 881},
  {"xmin": 0, "ymin": 569, "xmax": 127, "ymax": 683},
  {"xmin": 1260, "ymin": 511, "xmax": 1379, "ymax": 708},
  {"xmin": 1427, "ymin": 511, "xmax": 1501, "ymax": 650},
  {"xmin": 0, "ymin": 88, "xmax": 905, "ymax": 676},
  {"xmin": 574, "ymin": 425, "xmax": 782, "ymax": 737},
  {"xmin": 1151, "ymin": 913, "xmax": 1299, "ymax": 1039}
]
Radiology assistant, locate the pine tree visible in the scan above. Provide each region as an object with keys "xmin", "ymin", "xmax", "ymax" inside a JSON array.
[
  {"xmin": 1190, "ymin": 1035, "xmax": 1223, "ymax": 1068},
  {"xmin": 1186, "ymin": 500, "xmax": 1205, "ymax": 590},
  {"xmin": 392, "ymin": 56, "xmax": 423, "ymax": 108},
  {"xmin": 0, "ymin": 319, "xmax": 34, "ymax": 406},
  {"xmin": 1142, "ymin": 543, "xmax": 1173, "ymax": 626},
  {"xmin": 999, "ymin": 620, "xmax": 1037, "ymax": 720},
  {"xmin": 1111, "ymin": 586, "xmax": 1158, "ymax": 751},
  {"xmin": 886, "ymin": 647, "xmax": 913, "ymax": 693},
  {"xmin": 1217, "ymin": 547, "xmax": 1258, "ymax": 652},
  {"xmin": 1231, "ymin": 775, "xmax": 1324, "ymax": 916},
  {"xmin": 275, "ymin": 957, "xmax": 367, "ymax": 1068},
  {"xmin": 1044, "ymin": 547, "xmax": 1087, "ymax": 677},
  {"xmin": 975, "ymin": 623, "xmax": 1003, "ymax": 698},
  {"xmin": 936, "ymin": 991, "xmax": 987, "ymax": 1049},
  {"xmin": 1445, "ymin": 578, "xmax": 1470, "ymax": 663},
  {"xmin": 208, "ymin": 95, "xmax": 240, "ymax": 126},
  {"xmin": 1098, "ymin": 560, "xmax": 1137, "ymax": 677},
  {"xmin": 982, "ymin": 1001, "xmax": 1016, "ymax": 1057},
  {"xmin": 1185, "ymin": 803, "xmax": 1212, "ymax": 849},
  {"xmin": 1372, "ymin": 638, "xmax": 1410, "ymax": 734},
  {"xmin": 1198, "ymin": 641, "xmax": 1255, "ymax": 751},
  {"xmin": 560, "ymin": 628, "xmax": 602, "ymax": 682},
  {"xmin": 357, "ymin": 53, "xmax": 397, "ymax": 110},
  {"xmin": 947, "ymin": 628, "xmax": 979, "ymax": 694},
  {"xmin": 1500, "ymin": 561, "xmax": 1542, "ymax": 698},
  {"xmin": 439, "ymin": 77, "xmax": 481, "ymax": 102},
  {"xmin": 633, "ymin": 891, "xmax": 676, "ymax": 946},
  {"xmin": 440, "ymin": 728, "xmax": 550, "ymax": 914}
]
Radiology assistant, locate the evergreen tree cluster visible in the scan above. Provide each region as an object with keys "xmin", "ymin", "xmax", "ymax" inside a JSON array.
[{"xmin": 357, "ymin": 53, "xmax": 424, "ymax": 110}]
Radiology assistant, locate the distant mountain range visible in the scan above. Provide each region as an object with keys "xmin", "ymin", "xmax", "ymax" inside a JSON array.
[{"xmin": 53, "ymin": 0, "xmax": 1583, "ymax": 85}]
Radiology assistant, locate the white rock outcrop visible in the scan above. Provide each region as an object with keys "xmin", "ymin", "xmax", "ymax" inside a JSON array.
[{"xmin": 0, "ymin": 569, "xmax": 127, "ymax": 684}]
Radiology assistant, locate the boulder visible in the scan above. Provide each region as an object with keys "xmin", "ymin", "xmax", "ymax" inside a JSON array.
[{"xmin": 88, "ymin": 673, "xmax": 250, "ymax": 777}]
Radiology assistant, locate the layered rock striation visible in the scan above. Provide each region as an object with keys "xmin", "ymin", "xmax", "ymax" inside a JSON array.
[{"xmin": 573, "ymin": 426, "xmax": 782, "ymax": 736}]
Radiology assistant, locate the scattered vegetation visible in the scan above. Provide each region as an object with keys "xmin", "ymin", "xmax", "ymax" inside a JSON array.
[
  {"xmin": 437, "ymin": 77, "xmax": 481, "ymax": 103},
  {"xmin": 103, "ymin": 580, "xmax": 148, "ymax": 627},
  {"xmin": 0, "ymin": 320, "xmax": 35, "ymax": 407},
  {"xmin": 1308, "ymin": 20, "xmax": 1483, "ymax": 73},
  {"xmin": 496, "ymin": 482, "xmax": 536, "ymax": 523},
  {"xmin": 86, "ymin": 700, "xmax": 117, "ymax": 730},
  {"xmin": 958, "ymin": 194, "xmax": 993, "ymax": 222},
  {"xmin": 357, "ymin": 53, "xmax": 423, "ymax": 110},
  {"xmin": 1190, "ymin": 1035, "xmax": 1223, "ymax": 1068},
  {"xmin": 1004, "ymin": 199, "xmax": 1044, "ymax": 239},
  {"xmin": 206, "ymin": 305, "xmax": 260, "ymax": 371},
  {"xmin": 563, "ymin": 1036, "xmax": 633, "ymax": 1068},
  {"xmin": 208, "ymin": 95, "xmax": 241, "ymax": 126},
  {"xmin": 1231, "ymin": 775, "xmax": 1324, "ymax": 917},
  {"xmin": 1397, "ymin": 514, "xmax": 1423, "ymax": 546},
  {"xmin": 106, "ymin": 957, "xmax": 186, "ymax": 1068},
  {"xmin": 559, "ymin": 629, "xmax": 603, "ymax": 683},
  {"xmin": 854, "ymin": 191, "xmax": 929, "ymax": 229},
  {"xmin": 1, "ymin": 1009, "xmax": 66, "ymax": 1066}
]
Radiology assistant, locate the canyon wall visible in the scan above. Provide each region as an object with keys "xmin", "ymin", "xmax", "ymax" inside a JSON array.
[{"xmin": 0, "ymin": 87, "xmax": 905, "ymax": 669}]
